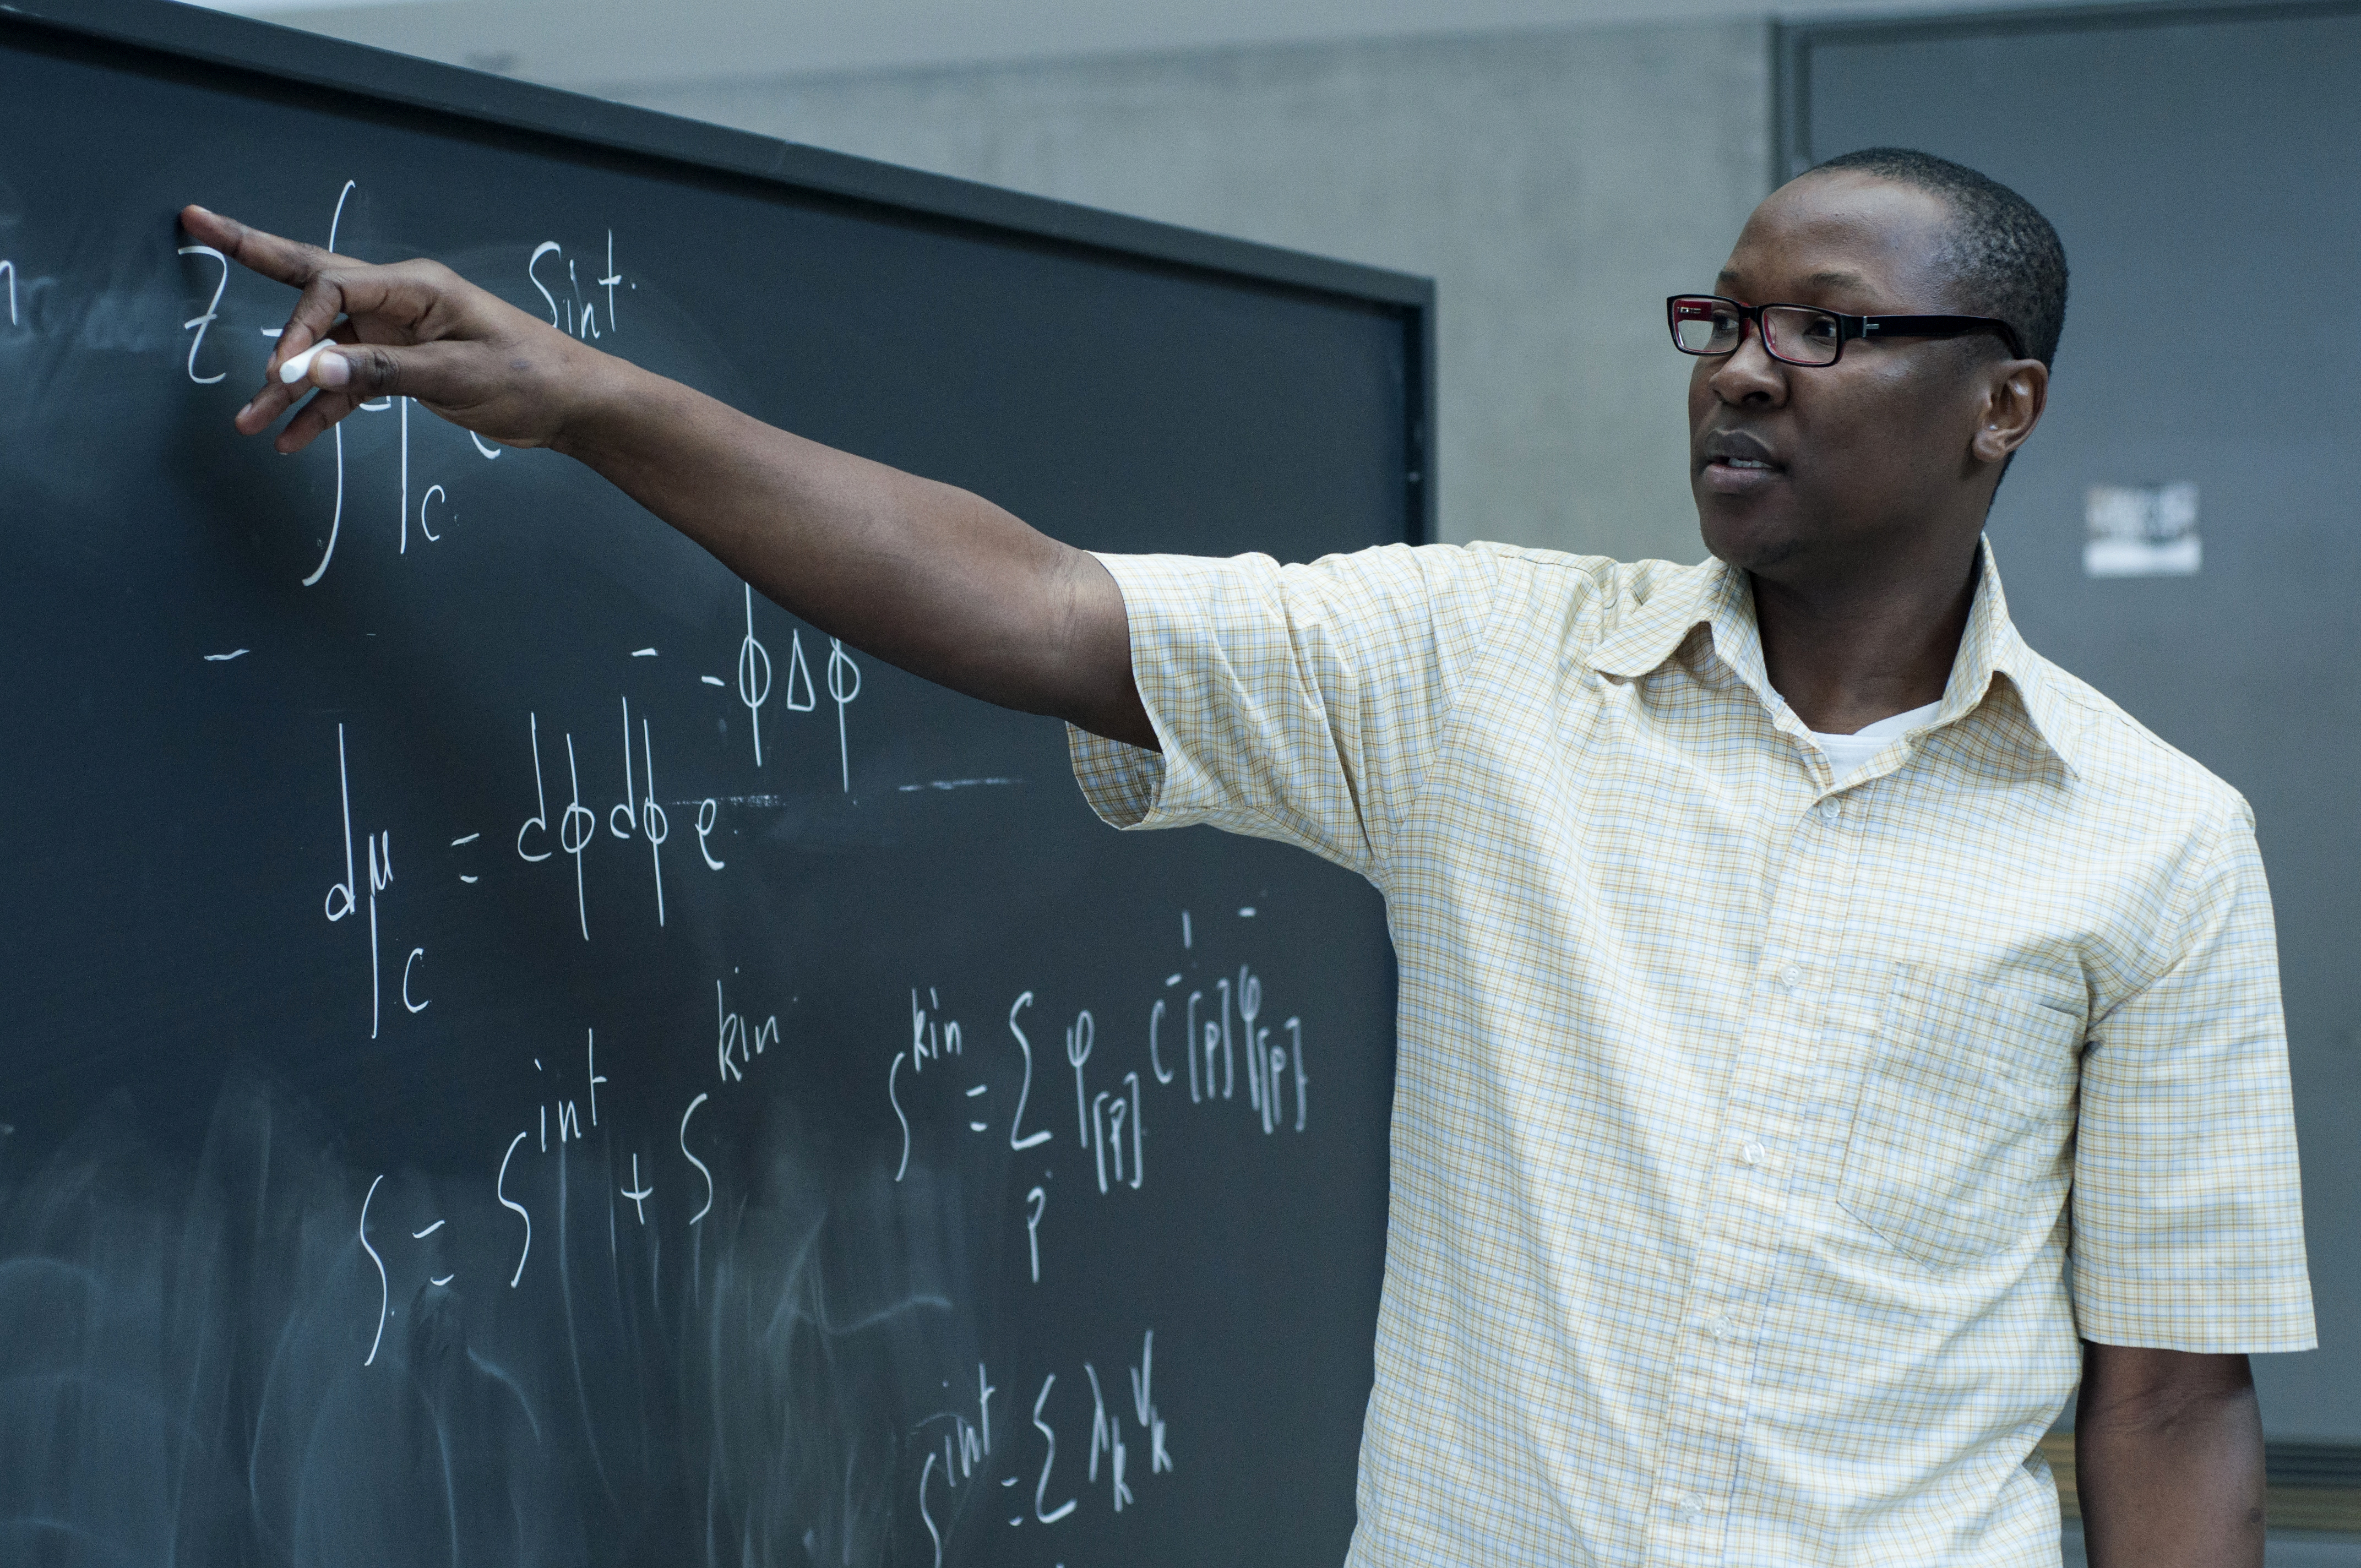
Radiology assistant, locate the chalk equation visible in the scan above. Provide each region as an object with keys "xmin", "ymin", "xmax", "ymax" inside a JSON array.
[
  {"xmin": 886, "ymin": 910, "xmax": 1310, "ymax": 1297},
  {"xmin": 735, "ymin": 582, "xmax": 861, "ymax": 788},
  {"xmin": 310, "ymin": 614, "xmax": 858, "ymax": 1023},
  {"xmin": 912, "ymin": 1330, "xmax": 1177, "ymax": 1566},
  {"xmin": 335, "ymin": 929, "xmax": 1270, "ymax": 1558}
]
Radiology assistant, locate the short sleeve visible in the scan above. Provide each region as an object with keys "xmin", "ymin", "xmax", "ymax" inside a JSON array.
[
  {"xmin": 2069, "ymin": 803, "xmax": 2318, "ymax": 1352},
  {"xmin": 1064, "ymin": 545, "xmax": 1499, "ymax": 879}
]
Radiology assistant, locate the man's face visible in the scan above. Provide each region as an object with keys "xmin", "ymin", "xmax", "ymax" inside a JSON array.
[{"xmin": 1689, "ymin": 172, "xmax": 2001, "ymax": 580}]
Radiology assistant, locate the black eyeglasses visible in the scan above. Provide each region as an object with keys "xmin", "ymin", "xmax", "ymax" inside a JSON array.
[{"xmin": 1667, "ymin": 295, "xmax": 2024, "ymax": 367}]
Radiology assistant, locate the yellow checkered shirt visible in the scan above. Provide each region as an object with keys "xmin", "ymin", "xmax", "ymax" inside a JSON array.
[{"xmin": 1067, "ymin": 540, "xmax": 2314, "ymax": 1566}]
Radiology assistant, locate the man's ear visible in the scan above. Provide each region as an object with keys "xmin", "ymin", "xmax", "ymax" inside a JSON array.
[{"xmin": 1970, "ymin": 358, "xmax": 2049, "ymax": 465}]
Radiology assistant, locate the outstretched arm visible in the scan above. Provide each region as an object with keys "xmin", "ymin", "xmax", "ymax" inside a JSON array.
[
  {"xmin": 2075, "ymin": 1342, "xmax": 2266, "ymax": 1567},
  {"xmin": 178, "ymin": 204, "xmax": 1155, "ymax": 750}
]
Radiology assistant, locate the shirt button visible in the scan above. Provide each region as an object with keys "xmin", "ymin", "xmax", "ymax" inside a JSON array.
[
  {"xmin": 1739, "ymin": 1140, "xmax": 1767, "ymax": 1167},
  {"xmin": 1818, "ymin": 798, "xmax": 1843, "ymax": 823},
  {"xmin": 1711, "ymin": 1313, "xmax": 1742, "ymax": 1341},
  {"xmin": 1677, "ymin": 1496, "xmax": 1706, "ymax": 1524},
  {"xmin": 1778, "ymin": 963, "xmax": 1803, "ymax": 991}
]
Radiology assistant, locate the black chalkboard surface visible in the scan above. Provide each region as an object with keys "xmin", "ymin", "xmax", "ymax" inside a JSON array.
[{"xmin": 0, "ymin": 4, "xmax": 1429, "ymax": 1564}]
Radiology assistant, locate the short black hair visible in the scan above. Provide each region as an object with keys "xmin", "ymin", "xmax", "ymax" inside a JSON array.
[{"xmin": 1809, "ymin": 147, "xmax": 2068, "ymax": 369}]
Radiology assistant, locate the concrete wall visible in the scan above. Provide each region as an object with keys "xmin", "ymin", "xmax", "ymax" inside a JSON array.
[{"xmin": 601, "ymin": 21, "xmax": 1771, "ymax": 562}]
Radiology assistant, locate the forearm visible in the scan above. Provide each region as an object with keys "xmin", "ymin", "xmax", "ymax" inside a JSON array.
[
  {"xmin": 2076, "ymin": 1344, "xmax": 2265, "ymax": 1568},
  {"xmin": 556, "ymin": 358, "xmax": 1149, "ymax": 743}
]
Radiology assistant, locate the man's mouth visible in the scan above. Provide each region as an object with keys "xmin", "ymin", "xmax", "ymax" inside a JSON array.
[
  {"xmin": 1702, "ymin": 429, "xmax": 1782, "ymax": 466},
  {"xmin": 1700, "ymin": 429, "xmax": 1785, "ymax": 491},
  {"xmin": 1699, "ymin": 431, "xmax": 1785, "ymax": 492}
]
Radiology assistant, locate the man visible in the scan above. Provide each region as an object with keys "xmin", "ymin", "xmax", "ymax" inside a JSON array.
[{"xmin": 181, "ymin": 145, "xmax": 2312, "ymax": 1566}]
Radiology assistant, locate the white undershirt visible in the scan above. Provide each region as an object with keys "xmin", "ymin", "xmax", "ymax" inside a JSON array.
[{"xmin": 1807, "ymin": 699, "xmax": 1942, "ymax": 778}]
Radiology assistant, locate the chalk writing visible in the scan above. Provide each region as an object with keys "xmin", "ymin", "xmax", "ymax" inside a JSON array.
[
  {"xmin": 497, "ymin": 1129, "xmax": 531, "ymax": 1286},
  {"xmin": 736, "ymin": 583, "xmax": 770, "ymax": 765},
  {"xmin": 297, "ymin": 181, "xmax": 360, "ymax": 587},
  {"xmin": 514, "ymin": 711, "xmax": 595, "ymax": 938},
  {"xmin": 679, "ymin": 1092, "xmax": 712, "ymax": 1224},
  {"xmin": 176, "ymin": 243, "xmax": 229, "ymax": 384},
  {"xmin": 358, "ymin": 1173, "xmax": 388, "ymax": 1365},
  {"xmin": 605, "ymin": 696, "xmax": 671, "ymax": 924},
  {"xmin": 828, "ymin": 637, "xmax": 861, "ymax": 791},
  {"xmin": 733, "ymin": 586, "xmax": 858, "ymax": 787},
  {"xmin": 529, "ymin": 230, "xmax": 630, "ymax": 340},
  {"xmin": 1173, "ymin": 957, "xmax": 1309, "ymax": 1134},
  {"xmin": 322, "ymin": 724, "xmax": 403, "ymax": 1039},
  {"xmin": 329, "ymin": 921, "xmax": 1257, "ymax": 1553},
  {"xmin": 1008, "ymin": 991, "xmax": 1053, "ymax": 1153},
  {"xmin": 714, "ymin": 974, "xmax": 781, "ymax": 1086}
]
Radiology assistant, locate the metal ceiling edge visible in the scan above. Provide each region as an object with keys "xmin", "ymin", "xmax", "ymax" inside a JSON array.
[{"xmin": 1775, "ymin": 0, "xmax": 2361, "ymax": 53}]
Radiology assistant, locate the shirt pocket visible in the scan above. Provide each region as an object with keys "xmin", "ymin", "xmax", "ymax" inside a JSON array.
[{"xmin": 1836, "ymin": 964, "xmax": 2084, "ymax": 1273}]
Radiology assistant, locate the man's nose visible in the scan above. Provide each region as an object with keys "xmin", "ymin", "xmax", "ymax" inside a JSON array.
[{"xmin": 1709, "ymin": 319, "xmax": 1788, "ymax": 405}]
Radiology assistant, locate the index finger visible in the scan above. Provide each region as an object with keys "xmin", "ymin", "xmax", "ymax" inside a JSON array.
[
  {"xmin": 178, "ymin": 205, "xmax": 346, "ymax": 291},
  {"xmin": 182, "ymin": 204, "xmax": 373, "ymax": 370}
]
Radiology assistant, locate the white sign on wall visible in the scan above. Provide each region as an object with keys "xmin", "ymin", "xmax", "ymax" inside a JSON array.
[{"xmin": 2085, "ymin": 482, "xmax": 2200, "ymax": 577}]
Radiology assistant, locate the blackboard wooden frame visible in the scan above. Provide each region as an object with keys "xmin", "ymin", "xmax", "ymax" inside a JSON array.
[{"xmin": 0, "ymin": 0, "xmax": 1437, "ymax": 550}]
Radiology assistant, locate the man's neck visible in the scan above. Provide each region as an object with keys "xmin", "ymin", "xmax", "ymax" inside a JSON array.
[{"xmin": 1750, "ymin": 544, "xmax": 1981, "ymax": 736}]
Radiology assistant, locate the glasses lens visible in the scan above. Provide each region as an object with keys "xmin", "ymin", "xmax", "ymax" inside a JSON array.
[
  {"xmin": 1763, "ymin": 306, "xmax": 1841, "ymax": 366},
  {"xmin": 1671, "ymin": 297, "xmax": 1740, "ymax": 355}
]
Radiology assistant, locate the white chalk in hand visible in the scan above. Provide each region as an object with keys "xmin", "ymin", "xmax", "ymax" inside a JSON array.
[{"xmin": 278, "ymin": 338, "xmax": 346, "ymax": 385}]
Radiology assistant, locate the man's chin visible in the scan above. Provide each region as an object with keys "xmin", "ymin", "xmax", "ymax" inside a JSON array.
[{"xmin": 1695, "ymin": 501, "xmax": 1806, "ymax": 574}]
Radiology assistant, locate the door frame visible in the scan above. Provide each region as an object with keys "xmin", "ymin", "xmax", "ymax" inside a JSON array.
[{"xmin": 1774, "ymin": 0, "xmax": 2361, "ymax": 187}]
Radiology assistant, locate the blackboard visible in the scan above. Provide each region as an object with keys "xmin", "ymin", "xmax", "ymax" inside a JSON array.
[{"xmin": 0, "ymin": 3, "xmax": 1430, "ymax": 1563}]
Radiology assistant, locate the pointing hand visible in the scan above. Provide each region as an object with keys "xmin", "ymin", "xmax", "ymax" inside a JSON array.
[{"xmin": 179, "ymin": 204, "xmax": 605, "ymax": 456}]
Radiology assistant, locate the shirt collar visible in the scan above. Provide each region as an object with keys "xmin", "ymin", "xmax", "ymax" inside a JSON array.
[{"xmin": 1584, "ymin": 538, "xmax": 2083, "ymax": 778}]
